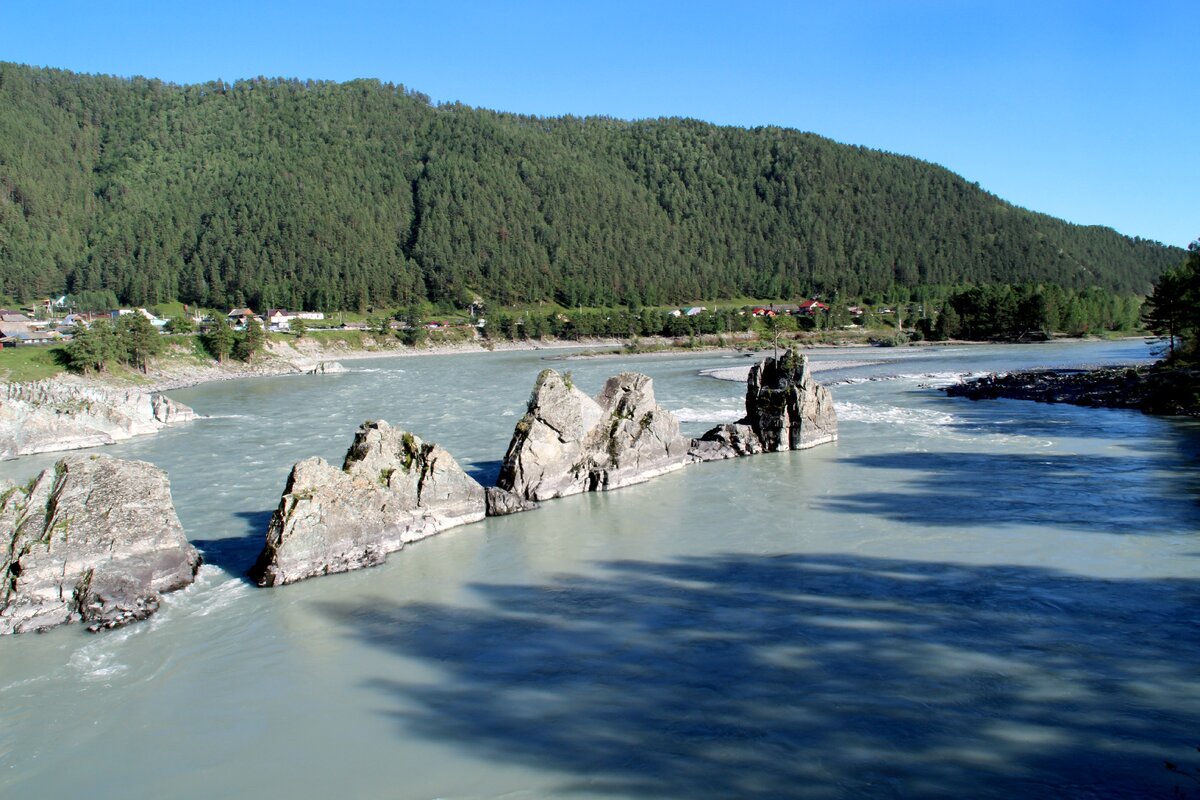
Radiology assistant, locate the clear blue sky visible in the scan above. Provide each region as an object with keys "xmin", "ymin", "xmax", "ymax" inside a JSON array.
[{"xmin": 6, "ymin": 1, "xmax": 1196, "ymax": 248}]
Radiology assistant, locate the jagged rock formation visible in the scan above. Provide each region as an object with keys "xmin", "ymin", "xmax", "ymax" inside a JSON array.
[
  {"xmin": 251, "ymin": 421, "xmax": 486, "ymax": 586},
  {"xmin": 0, "ymin": 380, "xmax": 196, "ymax": 459},
  {"xmin": 740, "ymin": 349, "xmax": 838, "ymax": 451},
  {"xmin": 692, "ymin": 349, "xmax": 838, "ymax": 460},
  {"xmin": 497, "ymin": 370, "xmax": 691, "ymax": 501},
  {"xmin": 0, "ymin": 454, "xmax": 201, "ymax": 634}
]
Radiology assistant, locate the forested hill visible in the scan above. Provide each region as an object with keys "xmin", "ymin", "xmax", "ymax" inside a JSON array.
[{"xmin": 0, "ymin": 63, "xmax": 1181, "ymax": 311}]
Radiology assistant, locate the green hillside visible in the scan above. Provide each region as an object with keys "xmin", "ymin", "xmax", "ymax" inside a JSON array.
[{"xmin": 0, "ymin": 63, "xmax": 1182, "ymax": 311}]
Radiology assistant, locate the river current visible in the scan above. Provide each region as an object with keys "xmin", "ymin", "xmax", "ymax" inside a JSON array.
[{"xmin": 1, "ymin": 339, "xmax": 1198, "ymax": 799}]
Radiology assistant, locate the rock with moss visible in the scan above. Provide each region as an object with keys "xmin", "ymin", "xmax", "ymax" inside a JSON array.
[
  {"xmin": 739, "ymin": 349, "xmax": 838, "ymax": 451},
  {"xmin": 252, "ymin": 421, "xmax": 486, "ymax": 586},
  {"xmin": 497, "ymin": 369, "xmax": 690, "ymax": 501},
  {"xmin": 0, "ymin": 454, "xmax": 201, "ymax": 634},
  {"xmin": 690, "ymin": 349, "xmax": 837, "ymax": 460}
]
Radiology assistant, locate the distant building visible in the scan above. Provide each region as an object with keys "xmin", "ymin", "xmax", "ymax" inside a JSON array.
[
  {"xmin": 684, "ymin": 306, "xmax": 707, "ymax": 316},
  {"xmin": 265, "ymin": 309, "xmax": 297, "ymax": 331},
  {"xmin": 796, "ymin": 300, "xmax": 830, "ymax": 315},
  {"xmin": 226, "ymin": 308, "xmax": 263, "ymax": 329},
  {"xmin": 111, "ymin": 308, "xmax": 168, "ymax": 328}
]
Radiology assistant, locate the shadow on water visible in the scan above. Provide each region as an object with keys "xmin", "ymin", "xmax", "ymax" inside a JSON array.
[
  {"xmin": 319, "ymin": 553, "xmax": 1200, "ymax": 799},
  {"xmin": 463, "ymin": 459, "xmax": 505, "ymax": 486},
  {"xmin": 191, "ymin": 509, "xmax": 272, "ymax": 580},
  {"xmin": 822, "ymin": 450, "xmax": 1199, "ymax": 534},
  {"xmin": 937, "ymin": 392, "xmax": 1172, "ymax": 441}
]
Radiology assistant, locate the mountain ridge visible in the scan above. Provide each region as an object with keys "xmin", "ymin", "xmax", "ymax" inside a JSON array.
[{"xmin": 0, "ymin": 62, "xmax": 1182, "ymax": 310}]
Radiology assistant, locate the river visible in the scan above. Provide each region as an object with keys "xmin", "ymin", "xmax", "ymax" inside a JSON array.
[{"xmin": 2, "ymin": 339, "xmax": 1198, "ymax": 799}]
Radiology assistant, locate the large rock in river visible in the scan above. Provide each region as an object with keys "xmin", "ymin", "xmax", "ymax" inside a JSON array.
[
  {"xmin": 251, "ymin": 421, "xmax": 486, "ymax": 586},
  {"xmin": 690, "ymin": 349, "xmax": 838, "ymax": 461},
  {"xmin": 496, "ymin": 369, "xmax": 690, "ymax": 501},
  {"xmin": 0, "ymin": 454, "xmax": 201, "ymax": 634},
  {"xmin": 741, "ymin": 348, "xmax": 838, "ymax": 451}
]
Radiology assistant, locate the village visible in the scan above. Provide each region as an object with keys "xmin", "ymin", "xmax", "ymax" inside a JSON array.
[{"xmin": 0, "ymin": 294, "xmax": 887, "ymax": 351}]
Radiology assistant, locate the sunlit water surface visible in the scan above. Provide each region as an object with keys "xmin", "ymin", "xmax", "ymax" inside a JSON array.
[{"xmin": 2, "ymin": 340, "xmax": 1198, "ymax": 799}]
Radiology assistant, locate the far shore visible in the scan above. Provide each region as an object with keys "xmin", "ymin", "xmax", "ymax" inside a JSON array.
[{"xmin": 0, "ymin": 331, "xmax": 1141, "ymax": 397}]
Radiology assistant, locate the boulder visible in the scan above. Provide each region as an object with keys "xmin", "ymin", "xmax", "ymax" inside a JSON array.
[
  {"xmin": 497, "ymin": 370, "xmax": 690, "ymax": 501},
  {"xmin": 739, "ymin": 349, "xmax": 838, "ymax": 451},
  {"xmin": 688, "ymin": 423, "xmax": 765, "ymax": 462},
  {"xmin": 0, "ymin": 454, "xmax": 201, "ymax": 634},
  {"xmin": 252, "ymin": 421, "xmax": 486, "ymax": 586},
  {"xmin": 485, "ymin": 486, "xmax": 538, "ymax": 516}
]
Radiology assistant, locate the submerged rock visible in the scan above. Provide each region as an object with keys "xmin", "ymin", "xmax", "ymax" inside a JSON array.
[
  {"xmin": 306, "ymin": 360, "xmax": 347, "ymax": 375},
  {"xmin": 497, "ymin": 370, "xmax": 690, "ymax": 501},
  {"xmin": 740, "ymin": 349, "xmax": 838, "ymax": 451},
  {"xmin": 252, "ymin": 421, "xmax": 486, "ymax": 586},
  {"xmin": 0, "ymin": 454, "xmax": 201, "ymax": 634}
]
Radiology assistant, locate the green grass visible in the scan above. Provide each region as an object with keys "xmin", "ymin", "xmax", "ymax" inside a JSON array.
[{"xmin": 0, "ymin": 346, "xmax": 68, "ymax": 382}]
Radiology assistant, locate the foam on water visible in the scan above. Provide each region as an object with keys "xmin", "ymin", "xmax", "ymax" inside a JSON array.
[
  {"xmin": 672, "ymin": 405, "xmax": 744, "ymax": 424},
  {"xmin": 836, "ymin": 400, "xmax": 1054, "ymax": 447}
]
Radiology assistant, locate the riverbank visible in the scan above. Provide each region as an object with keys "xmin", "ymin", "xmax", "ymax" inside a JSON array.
[{"xmin": 944, "ymin": 363, "xmax": 1200, "ymax": 416}]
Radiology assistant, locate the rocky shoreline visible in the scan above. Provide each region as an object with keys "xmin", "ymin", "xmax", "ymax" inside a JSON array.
[
  {"xmin": 0, "ymin": 378, "xmax": 199, "ymax": 460},
  {"xmin": 944, "ymin": 364, "xmax": 1200, "ymax": 416}
]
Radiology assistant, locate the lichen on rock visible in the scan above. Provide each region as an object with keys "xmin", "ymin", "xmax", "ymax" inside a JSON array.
[
  {"xmin": 251, "ymin": 421, "xmax": 486, "ymax": 586},
  {"xmin": 497, "ymin": 370, "xmax": 690, "ymax": 501},
  {"xmin": 0, "ymin": 454, "xmax": 200, "ymax": 634}
]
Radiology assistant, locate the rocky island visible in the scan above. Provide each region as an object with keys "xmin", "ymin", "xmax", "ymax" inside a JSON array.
[
  {"xmin": 251, "ymin": 421, "xmax": 486, "ymax": 586},
  {"xmin": 1, "ymin": 454, "xmax": 201, "ymax": 634},
  {"xmin": 944, "ymin": 363, "xmax": 1200, "ymax": 416},
  {"xmin": 252, "ymin": 349, "xmax": 838, "ymax": 586},
  {"xmin": 495, "ymin": 370, "xmax": 691, "ymax": 501}
]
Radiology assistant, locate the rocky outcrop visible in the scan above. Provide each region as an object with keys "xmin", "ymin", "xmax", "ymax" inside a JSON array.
[
  {"xmin": 943, "ymin": 365, "xmax": 1200, "ymax": 416},
  {"xmin": 739, "ymin": 349, "xmax": 838, "ymax": 451},
  {"xmin": 688, "ymin": 423, "xmax": 765, "ymax": 462},
  {"xmin": 251, "ymin": 421, "xmax": 486, "ymax": 586},
  {"xmin": 691, "ymin": 349, "xmax": 838, "ymax": 460},
  {"xmin": 0, "ymin": 380, "xmax": 196, "ymax": 459},
  {"xmin": 0, "ymin": 454, "xmax": 201, "ymax": 634},
  {"xmin": 497, "ymin": 370, "xmax": 690, "ymax": 502},
  {"xmin": 305, "ymin": 360, "xmax": 347, "ymax": 375}
]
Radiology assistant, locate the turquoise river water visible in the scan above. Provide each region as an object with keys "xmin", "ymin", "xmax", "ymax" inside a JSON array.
[{"xmin": 1, "ymin": 339, "xmax": 1198, "ymax": 799}]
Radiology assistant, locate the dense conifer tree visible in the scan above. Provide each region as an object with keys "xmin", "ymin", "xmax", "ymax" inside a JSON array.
[{"xmin": 0, "ymin": 63, "xmax": 1182, "ymax": 312}]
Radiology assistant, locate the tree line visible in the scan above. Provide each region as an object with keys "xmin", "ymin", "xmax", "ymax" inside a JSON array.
[
  {"xmin": 1143, "ymin": 240, "xmax": 1200, "ymax": 362},
  {"xmin": 64, "ymin": 314, "xmax": 266, "ymax": 373},
  {"xmin": 0, "ymin": 63, "xmax": 1182, "ymax": 314}
]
